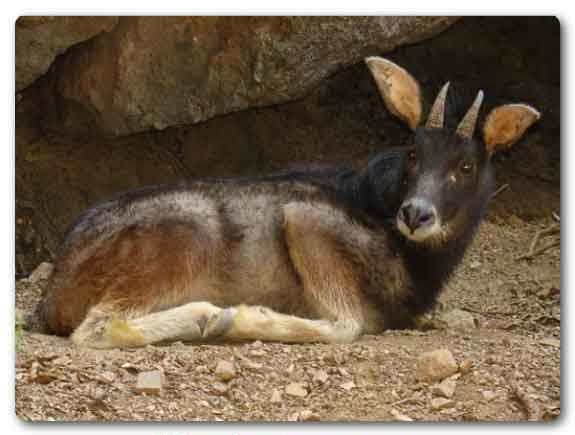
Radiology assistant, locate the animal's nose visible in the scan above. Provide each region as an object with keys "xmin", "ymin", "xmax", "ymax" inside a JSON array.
[{"xmin": 398, "ymin": 199, "xmax": 437, "ymax": 233}]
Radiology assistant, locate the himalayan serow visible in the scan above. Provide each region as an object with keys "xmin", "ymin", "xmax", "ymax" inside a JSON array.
[{"xmin": 38, "ymin": 57, "xmax": 540, "ymax": 348}]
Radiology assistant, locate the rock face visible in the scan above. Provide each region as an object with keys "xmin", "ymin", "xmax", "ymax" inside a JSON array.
[
  {"xmin": 25, "ymin": 16, "xmax": 456, "ymax": 136},
  {"xmin": 15, "ymin": 16, "xmax": 118, "ymax": 91}
]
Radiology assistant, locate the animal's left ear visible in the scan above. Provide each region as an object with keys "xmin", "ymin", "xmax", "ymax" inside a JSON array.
[{"xmin": 483, "ymin": 104, "xmax": 541, "ymax": 154}]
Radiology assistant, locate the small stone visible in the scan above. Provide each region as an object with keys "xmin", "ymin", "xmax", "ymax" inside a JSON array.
[
  {"xmin": 432, "ymin": 377, "xmax": 457, "ymax": 398},
  {"xmin": 390, "ymin": 408, "xmax": 413, "ymax": 422},
  {"xmin": 436, "ymin": 309, "xmax": 477, "ymax": 329},
  {"xmin": 135, "ymin": 370, "xmax": 163, "ymax": 395},
  {"xmin": 270, "ymin": 389, "xmax": 283, "ymax": 403},
  {"xmin": 249, "ymin": 349, "xmax": 267, "ymax": 357},
  {"xmin": 285, "ymin": 382, "xmax": 308, "ymax": 397},
  {"xmin": 469, "ymin": 260, "xmax": 482, "ymax": 270},
  {"xmin": 338, "ymin": 367, "xmax": 351, "ymax": 377},
  {"xmin": 340, "ymin": 381, "xmax": 356, "ymax": 391},
  {"xmin": 459, "ymin": 359, "xmax": 474, "ymax": 374},
  {"xmin": 298, "ymin": 409, "xmax": 320, "ymax": 421},
  {"xmin": 312, "ymin": 369, "xmax": 329, "ymax": 384},
  {"xmin": 482, "ymin": 390, "xmax": 498, "ymax": 401},
  {"xmin": 540, "ymin": 338, "xmax": 560, "ymax": 348},
  {"xmin": 98, "ymin": 371, "xmax": 116, "ymax": 384},
  {"xmin": 214, "ymin": 360, "xmax": 236, "ymax": 382},
  {"xmin": 26, "ymin": 262, "xmax": 54, "ymax": 283},
  {"xmin": 430, "ymin": 397, "xmax": 455, "ymax": 410},
  {"xmin": 416, "ymin": 349, "xmax": 458, "ymax": 382},
  {"xmin": 211, "ymin": 382, "xmax": 229, "ymax": 396}
]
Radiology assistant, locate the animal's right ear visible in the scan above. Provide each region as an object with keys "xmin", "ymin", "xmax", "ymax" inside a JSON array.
[
  {"xmin": 482, "ymin": 104, "xmax": 541, "ymax": 154},
  {"xmin": 365, "ymin": 57, "xmax": 422, "ymax": 130}
]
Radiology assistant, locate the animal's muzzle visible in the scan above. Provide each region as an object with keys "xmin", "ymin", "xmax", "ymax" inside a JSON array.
[{"xmin": 398, "ymin": 198, "xmax": 438, "ymax": 234}]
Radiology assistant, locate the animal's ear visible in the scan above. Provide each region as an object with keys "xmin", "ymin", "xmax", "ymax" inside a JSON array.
[
  {"xmin": 365, "ymin": 57, "xmax": 422, "ymax": 130},
  {"xmin": 483, "ymin": 104, "xmax": 541, "ymax": 154}
]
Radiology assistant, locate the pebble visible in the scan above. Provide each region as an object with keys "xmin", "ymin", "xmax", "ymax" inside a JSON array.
[
  {"xmin": 416, "ymin": 349, "xmax": 459, "ymax": 382},
  {"xmin": 298, "ymin": 409, "xmax": 320, "ymax": 421},
  {"xmin": 214, "ymin": 360, "xmax": 236, "ymax": 382},
  {"xmin": 312, "ymin": 369, "xmax": 329, "ymax": 384},
  {"xmin": 436, "ymin": 309, "xmax": 477, "ymax": 329},
  {"xmin": 135, "ymin": 370, "xmax": 163, "ymax": 395},
  {"xmin": 340, "ymin": 381, "xmax": 356, "ymax": 391},
  {"xmin": 459, "ymin": 359, "xmax": 474, "ymax": 374},
  {"xmin": 98, "ymin": 371, "xmax": 116, "ymax": 384},
  {"xmin": 211, "ymin": 382, "xmax": 229, "ymax": 396},
  {"xmin": 390, "ymin": 408, "xmax": 413, "ymax": 421},
  {"xmin": 482, "ymin": 390, "xmax": 498, "ymax": 401},
  {"xmin": 270, "ymin": 389, "xmax": 283, "ymax": 403},
  {"xmin": 540, "ymin": 338, "xmax": 560, "ymax": 348},
  {"xmin": 432, "ymin": 377, "xmax": 457, "ymax": 398},
  {"xmin": 430, "ymin": 397, "xmax": 455, "ymax": 410},
  {"xmin": 285, "ymin": 382, "xmax": 308, "ymax": 397}
]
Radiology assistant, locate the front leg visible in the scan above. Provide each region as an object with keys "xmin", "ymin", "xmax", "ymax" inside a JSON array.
[{"xmin": 204, "ymin": 304, "xmax": 361, "ymax": 343}]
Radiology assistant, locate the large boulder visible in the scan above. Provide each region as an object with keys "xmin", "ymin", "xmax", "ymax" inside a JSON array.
[
  {"xmin": 15, "ymin": 16, "xmax": 118, "ymax": 91},
  {"xmin": 28, "ymin": 16, "xmax": 456, "ymax": 136}
]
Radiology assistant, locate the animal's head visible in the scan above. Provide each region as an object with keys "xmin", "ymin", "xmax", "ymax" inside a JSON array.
[{"xmin": 365, "ymin": 57, "xmax": 540, "ymax": 248}]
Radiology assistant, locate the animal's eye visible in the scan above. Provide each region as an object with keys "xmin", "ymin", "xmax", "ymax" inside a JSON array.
[
  {"xmin": 460, "ymin": 162, "xmax": 473, "ymax": 174},
  {"xmin": 407, "ymin": 150, "xmax": 417, "ymax": 161}
]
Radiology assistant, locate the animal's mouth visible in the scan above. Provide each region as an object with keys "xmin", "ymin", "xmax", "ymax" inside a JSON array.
[{"xmin": 396, "ymin": 213, "xmax": 443, "ymax": 242}]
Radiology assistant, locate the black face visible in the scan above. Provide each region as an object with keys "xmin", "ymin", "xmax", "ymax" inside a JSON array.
[{"xmin": 396, "ymin": 127, "xmax": 494, "ymax": 247}]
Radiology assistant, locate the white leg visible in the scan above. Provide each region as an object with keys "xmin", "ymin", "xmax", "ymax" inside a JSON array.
[
  {"xmin": 71, "ymin": 301, "xmax": 223, "ymax": 349},
  {"xmin": 204, "ymin": 304, "xmax": 363, "ymax": 344}
]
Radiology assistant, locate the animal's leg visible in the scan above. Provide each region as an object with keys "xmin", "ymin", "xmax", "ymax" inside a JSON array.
[
  {"xmin": 203, "ymin": 304, "xmax": 349, "ymax": 343},
  {"xmin": 282, "ymin": 202, "xmax": 375, "ymax": 341},
  {"xmin": 71, "ymin": 301, "xmax": 224, "ymax": 349}
]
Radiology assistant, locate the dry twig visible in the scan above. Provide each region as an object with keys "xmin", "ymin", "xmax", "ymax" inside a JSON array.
[
  {"xmin": 491, "ymin": 184, "xmax": 509, "ymax": 199},
  {"xmin": 510, "ymin": 382, "xmax": 541, "ymax": 421},
  {"xmin": 516, "ymin": 223, "xmax": 560, "ymax": 261}
]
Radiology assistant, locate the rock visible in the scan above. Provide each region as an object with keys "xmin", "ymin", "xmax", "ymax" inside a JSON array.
[
  {"xmin": 390, "ymin": 408, "xmax": 413, "ymax": 422},
  {"xmin": 270, "ymin": 389, "xmax": 283, "ymax": 403},
  {"xmin": 214, "ymin": 360, "xmax": 236, "ymax": 382},
  {"xmin": 16, "ymin": 16, "xmax": 118, "ymax": 90},
  {"xmin": 432, "ymin": 377, "xmax": 457, "ymax": 398},
  {"xmin": 298, "ymin": 410, "xmax": 321, "ymax": 421},
  {"xmin": 435, "ymin": 309, "xmax": 477, "ymax": 330},
  {"xmin": 469, "ymin": 260, "xmax": 482, "ymax": 270},
  {"xmin": 311, "ymin": 369, "xmax": 329, "ymax": 384},
  {"xmin": 26, "ymin": 262, "xmax": 54, "ymax": 284},
  {"xmin": 340, "ymin": 381, "xmax": 356, "ymax": 391},
  {"xmin": 430, "ymin": 397, "xmax": 455, "ymax": 410},
  {"xmin": 285, "ymin": 382, "xmax": 308, "ymax": 398},
  {"xmin": 211, "ymin": 382, "xmax": 229, "ymax": 396},
  {"xmin": 416, "ymin": 349, "xmax": 459, "ymax": 383},
  {"xmin": 482, "ymin": 390, "xmax": 498, "ymax": 401},
  {"xmin": 134, "ymin": 370, "xmax": 163, "ymax": 395},
  {"xmin": 33, "ymin": 16, "xmax": 456, "ymax": 136},
  {"xmin": 459, "ymin": 359, "xmax": 474, "ymax": 374},
  {"xmin": 338, "ymin": 367, "xmax": 351, "ymax": 377},
  {"xmin": 97, "ymin": 371, "xmax": 116, "ymax": 384}
]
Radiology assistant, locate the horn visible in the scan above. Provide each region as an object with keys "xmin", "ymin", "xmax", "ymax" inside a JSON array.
[
  {"xmin": 425, "ymin": 82, "xmax": 450, "ymax": 129},
  {"xmin": 456, "ymin": 90, "xmax": 484, "ymax": 138}
]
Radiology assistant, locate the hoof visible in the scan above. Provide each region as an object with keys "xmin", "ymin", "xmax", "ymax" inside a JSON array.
[{"xmin": 202, "ymin": 307, "xmax": 237, "ymax": 338}]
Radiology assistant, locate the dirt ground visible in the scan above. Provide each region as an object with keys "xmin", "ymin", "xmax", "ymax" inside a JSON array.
[{"xmin": 14, "ymin": 193, "xmax": 561, "ymax": 423}]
